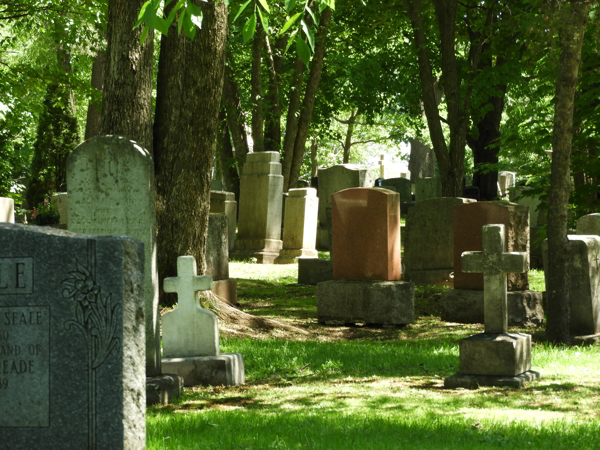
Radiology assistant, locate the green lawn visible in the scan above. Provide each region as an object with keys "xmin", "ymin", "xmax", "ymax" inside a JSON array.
[{"xmin": 148, "ymin": 263, "xmax": 599, "ymax": 450}]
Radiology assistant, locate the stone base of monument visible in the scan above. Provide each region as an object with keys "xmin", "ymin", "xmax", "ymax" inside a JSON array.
[
  {"xmin": 441, "ymin": 289, "xmax": 544, "ymax": 327},
  {"xmin": 445, "ymin": 333, "xmax": 540, "ymax": 389},
  {"xmin": 316, "ymin": 228, "xmax": 331, "ymax": 251},
  {"xmin": 298, "ymin": 258, "xmax": 332, "ymax": 285},
  {"xmin": 162, "ymin": 353, "xmax": 245, "ymax": 387},
  {"xmin": 230, "ymin": 238, "xmax": 283, "ymax": 263},
  {"xmin": 146, "ymin": 374, "xmax": 185, "ymax": 406},
  {"xmin": 316, "ymin": 280, "xmax": 414, "ymax": 326},
  {"xmin": 212, "ymin": 278, "xmax": 237, "ymax": 305},
  {"xmin": 572, "ymin": 334, "xmax": 600, "ymax": 346},
  {"xmin": 274, "ymin": 248, "xmax": 318, "ymax": 264},
  {"xmin": 404, "ymin": 268, "xmax": 453, "ymax": 286}
]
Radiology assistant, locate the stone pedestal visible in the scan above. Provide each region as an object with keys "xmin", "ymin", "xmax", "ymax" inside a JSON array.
[
  {"xmin": 206, "ymin": 213, "xmax": 236, "ymax": 304},
  {"xmin": 298, "ymin": 258, "xmax": 332, "ymax": 285},
  {"xmin": 146, "ymin": 374, "xmax": 184, "ymax": 406},
  {"xmin": 317, "ymin": 280, "xmax": 414, "ymax": 326},
  {"xmin": 444, "ymin": 333, "xmax": 540, "ymax": 389},
  {"xmin": 162, "ymin": 354, "xmax": 245, "ymax": 387},
  {"xmin": 441, "ymin": 289, "xmax": 544, "ymax": 327},
  {"xmin": 231, "ymin": 152, "xmax": 283, "ymax": 263},
  {"xmin": 210, "ymin": 191, "xmax": 237, "ymax": 251},
  {"xmin": 275, "ymin": 188, "xmax": 319, "ymax": 264}
]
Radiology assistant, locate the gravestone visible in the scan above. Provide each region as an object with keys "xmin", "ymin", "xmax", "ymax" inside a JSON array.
[
  {"xmin": 445, "ymin": 224, "xmax": 540, "ymax": 388},
  {"xmin": 0, "ymin": 223, "xmax": 146, "ymax": 449},
  {"xmin": 577, "ymin": 213, "xmax": 600, "ymax": 236},
  {"xmin": 66, "ymin": 135, "xmax": 161, "ymax": 377},
  {"xmin": 275, "ymin": 188, "xmax": 319, "ymax": 264},
  {"xmin": 231, "ymin": 151, "xmax": 283, "ymax": 263},
  {"xmin": 316, "ymin": 164, "xmax": 367, "ymax": 250},
  {"xmin": 206, "ymin": 213, "xmax": 237, "ymax": 305},
  {"xmin": 415, "ymin": 177, "xmax": 442, "ymax": 202},
  {"xmin": 298, "ymin": 258, "xmax": 332, "ymax": 285},
  {"xmin": 443, "ymin": 201, "xmax": 543, "ymax": 326},
  {"xmin": 0, "ymin": 197, "xmax": 14, "ymax": 223},
  {"xmin": 161, "ymin": 256, "xmax": 244, "ymax": 387},
  {"xmin": 498, "ymin": 171, "xmax": 516, "ymax": 199},
  {"xmin": 404, "ymin": 197, "xmax": 476, "ymax": 285},
  {"xmin": 543, "ymin": 235, "xmax": 600, "ymax": 337},
  {"xmin": 383, "ymin": 177, "xmax": 412, "ymax": 204},
  {"xmin": 50, "ymin": 193, "xmax": 68, "ymax": 228},
  {"xmin": 317, "ymin": 188, "xmax": 414, "ymax": 326},
  {"xmin": 512, "ymin": 186, "xmax": 544, "ymax": 268},
  {"xmin": 332, "ymin": 188, "xmax": 401, "ymax": 281},
  {"xmin": 209, "ymin": 190, "xmax": 237, "ymax": 251},
  {"xmin": 463, "ymin": 186, "xmax": 480, "ymax": 201},
  {"xmin": 408, "ymin": 138, "xmax": 436, "ymax": 184}
]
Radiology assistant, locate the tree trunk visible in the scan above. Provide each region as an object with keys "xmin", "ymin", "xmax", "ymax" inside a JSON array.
[
  {"xmin": 154, "ymin": 0, "xmax": 228, "ymax": 306},
  {"xmin": 251, "ymin": 26, "xmax": 264, "ymax": 152},
  {"xmin": 281, "ymin": 54, "xmax": 305, "ymax": 190},
  {"xmin": 219, "ymin": 108, "xmax": 241, "ymax": 201},
  {"xmin": 101, "ymin": 0, "xmax": 153, "ymax": 152},
  {"xmin": 546, "ymin": 0, "xmax": 589, "ymax": 344},
  {"xmin": 223, "ymin": 49, "xmax": 250, "ymax": 172},
  {"xmin": 262, "ymin": 33, "xmax": 282, "ymax": 153},
  {"xmin": 311, "ymin": 138, "xmax": 318, "ymax": 178},
  {"xmin": 341, "ymin": 109, "xmax": 359, "ymax": 164},
  {"xmin": 287, "ymin": 7, "xmax": 333, "ymax": 191},
  {"xmin": 85, "ymin": 49, "xmax": 106, "ymax": 140}
]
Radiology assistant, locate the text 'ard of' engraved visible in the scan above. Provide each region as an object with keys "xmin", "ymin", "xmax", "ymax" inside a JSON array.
[{"xmin": 0, "ymin": 258, "xmax": 33, "ymax": 294}]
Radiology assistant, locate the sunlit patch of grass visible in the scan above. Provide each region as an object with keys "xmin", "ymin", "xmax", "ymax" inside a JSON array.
[{"xmin": 529, "ymin": 268, "xmax": 545, "ymax": 292}]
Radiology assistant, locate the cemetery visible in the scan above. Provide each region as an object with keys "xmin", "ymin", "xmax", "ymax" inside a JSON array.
[{"xmin": 1, "ymin": 1, "xmax": 599, "ymax": 449}]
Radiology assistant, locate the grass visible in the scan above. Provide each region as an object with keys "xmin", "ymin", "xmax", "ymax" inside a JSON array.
[{"xmin": 148, "ymin": 263, "xmax": 599, "ymax": 450}]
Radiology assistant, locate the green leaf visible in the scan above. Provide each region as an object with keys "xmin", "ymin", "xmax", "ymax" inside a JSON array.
[
  {"xmin": 243, "ymin": 12, "xmax": 257, "ymax": 43},
  {"xmin": 301, "ymin": 19, "xmax": 315, "ymax": 52},
  {"xmin": 257, "ymin": 0, "xmax": 270, "ymax": 13},
  {"xmin": 304, "ymin": 4, "xmax": 317, "ymax": 26},
  {"xmin": 279, "ymin": 12, "xmax": 302, "ymax": 35},
  {"xmin": 233, "ymin": 0, "xmax": 252, "ymax": 23},
  {"xmin": 183, "ymin": 10, "xmax": 197, "ymax": 39},
  {"xmin": 285, "ymin": 29, "xmax": 298, "ymax": 53},
  {"xmin": 295, "ymin": 34, "xmax": 310, "ymax": 65},
  {"xmin": 191, "ymin": 11, "xmax": 203, "ymax": 30},
  {"xmin": 166, "ymin": 0, "xmax": 185, "ymax": 28},
  {"xmin": 178, "ymin": 9, "xmax": 185, "ymax": 34},
  {"xmin": 323, "ymin": 0, "xmax": 335, "ymax": 10},
  {"xmin": 134, "ymin": 1, "xmax": 152, "ymax": 29},
  {"xmin": 257, "ymin": 7, "xmax": 268, "ymax": 33},
  {"xmin": 154, "ymin": 17, "xmax": 170, "ymax": 35},
  {"xmin": 285, "ymin": 0, "xmax": 296, "ymax": 12},
  {"xmin": 188, "ymin": 2, "xmax": 202, "ymax": 16},
  {"xmin": 140, "ymin": 25, "xmax": 149, "ymax": 44}
]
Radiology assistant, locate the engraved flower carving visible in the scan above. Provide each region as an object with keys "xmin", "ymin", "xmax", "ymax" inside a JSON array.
[{"xmin": 62, "ymin": 261, "xmax": 100, "ymax": 306}]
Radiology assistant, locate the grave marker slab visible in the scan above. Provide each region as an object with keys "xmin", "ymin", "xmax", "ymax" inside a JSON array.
[
  {"xmin": 0, "ymin": 197, "xmax": 14, "ymax": 223},
  {"xmin": 577, "ymin": 213, "xmax": 600, "ymax": 236},
  {"xmin": 209, "ymin": 190, "xmax": 237, "ymax": 251},
  {"xmin": 67, "ymin": 135, "xmax": 161, "ymax": 376},
  {"xmin": 0, "ymin": 223, "xmax": 145, "ymax": 450}
]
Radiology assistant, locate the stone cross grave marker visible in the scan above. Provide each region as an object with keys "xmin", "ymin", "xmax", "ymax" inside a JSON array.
[
  {"xmin": 162, "ymin": 256, "xmax": 218, "ymax": 357},
  {"xmin": 461, "ymin": 224, "xmax": 528, "ymax": 334}
]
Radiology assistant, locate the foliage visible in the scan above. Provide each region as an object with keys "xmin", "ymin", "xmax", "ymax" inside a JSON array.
[
  {"xmin": 26, "ymin": 83, "xmax": 79, "ymax": 207},
  {"xmin": 30, "ymin": 197, "xmax": 60, "ymax": 225}
]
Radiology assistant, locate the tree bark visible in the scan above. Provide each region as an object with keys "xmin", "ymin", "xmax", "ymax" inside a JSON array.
[
  {"xmin": 311, "ymin": 138, "xmax": 318, "ymax": 178},
  {"xmin": 85, "ymin": 49, "xmax": 106, "ymax": 140},
  {"xmin": 281, "ymin": 53, "xmax": 305, "ymax": 190},
  {"xmin": 546, "ymin": 0, "xmax": 589, "ymax": 344},
  {"xmin": 287, "ymin": 7, "xmax": 333, "ymax": 191},
  {"xmin": 251, "ymin": 26, "xmax": 264, "ymax": 152},
  {"xmin": 262, "ymin": 33, "xmax": 283, "ymax": 153},
  {"xmin": 154, "ymin": 0, "xmax": 228, "ymax": 306},
  {"xmin": 223, "ymin": 49, "xmax": 250, "ymax": 172},
  {"xmin": 218, "ymin": 107, "xmax": 241, "ymax": 201},
  {"xmin": 341, "ymin": 109, "xmax": 360, "ymax": 164},
  {"xmin": 101, "ymin": 0, "xmax": 153, "ymax": 152}
]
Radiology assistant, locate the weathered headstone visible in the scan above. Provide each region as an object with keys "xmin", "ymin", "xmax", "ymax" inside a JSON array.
[
  {"xmin": 50, "ymin": 193, "xmax": 68, "ymax": 228},
  {"xmin": 231, "ymin": 151, "xmax": 283, "ymax": 263},
  {"xmin": 543, "ymin": 235, "xmax": 600, "ymax": 337},
  {"xmin": 577, "ymin": 213, "xmax": 600, "ymax": 236},
  {"xmin": 209, "ymin": 190, "xmax": 237, "ymax": 251},
  {"xmin": 404, "ymin": 197, "xmax": 476, "ymax": 285},
  {"xmin": 275, "ymin": 188, "xmax": 319, "ymax": 264},
  {"xmin": 445, "ymin": 224, "xmax": 540, "ymax": 388},
  {"xmin": 66, "ymin": 135, "xmax": 161, "ymax": 376},
  {"xmin": 498, "ymin": 171, "xmax": 516, "ymax": 199},
  {"xmin": 316, "ymin": 164, "xmax": 367, "ymax": 249},
  {"xmin": 415, "ymin": 177, "xmax": 442, "ymax": 202},
  {"xmin": 408, "ymin": 138, "xmax": 436, "ymax": 185},
  {"xmin": 0, "ymin": 224, "xmax": 146, "ymax": 449},
  {"xmin": 161, "ymin": 256, "xmax": 244, "ymax": 386},
  {"xmin": 383, "ymin": 177, "xmax": 412, "ymax": 204},
  {"xmin": 0, "ymin": 197, "xmax": 14, "ymax": 223},
  {"xmin": 317, "ymin": 187, "xmax": 414, "ymax": 326},
  {"xmin": 206, "ymin": 213, "xmax": 237, "ymax": 305}
]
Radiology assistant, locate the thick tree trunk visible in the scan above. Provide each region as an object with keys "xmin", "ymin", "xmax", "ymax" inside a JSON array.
[
  {"xmin": 85, "ymin": 49, "xmax": 106, "ymax": 140},
  {"xmin": 223, "ymin": 50, "xmax": 250, "ymax": 172},
  {"xmin": 154, "ymin": 0, "xmax": 228, "ymax": 306},
  {"xmin": 546, "ymin": 0, "xmax": 589, "ymax": 344},
  {"xmin": 251, "ymin": 26, "xmax": 264, "ymax": 152},
  {"xmin": 287, "ymin": 7, "xmax": 333, "ymax": 191},
  {"xmin": 101, "ymin": 0, "xmax": 153, "ymax": 152},
  {"xmin": 219, "ymin": 108, "xmax": 241, "ymax": 201}
]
